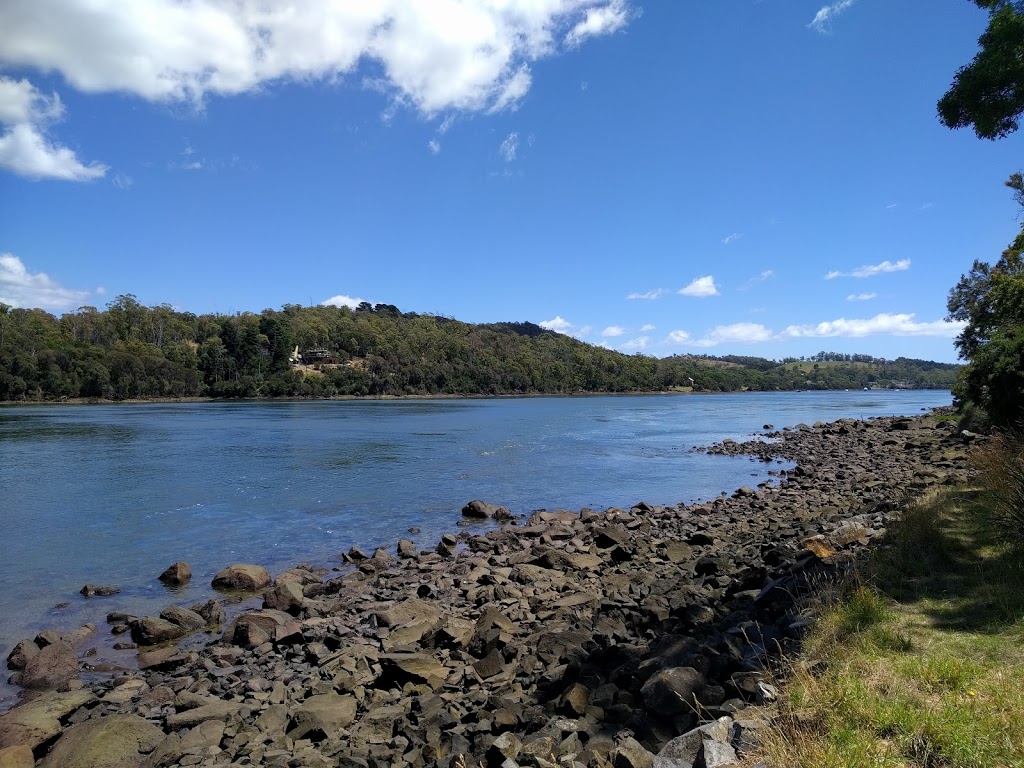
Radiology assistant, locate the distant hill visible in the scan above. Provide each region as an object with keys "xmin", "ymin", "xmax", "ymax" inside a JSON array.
[{"xmin": 0, "ymin": 297, "xmax": 960, "ymax": 401}]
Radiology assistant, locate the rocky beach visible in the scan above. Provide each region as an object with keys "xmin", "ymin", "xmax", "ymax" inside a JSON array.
[{"xmin": 0, "ymin": 409, "xmax": 971, "ymax": 768}]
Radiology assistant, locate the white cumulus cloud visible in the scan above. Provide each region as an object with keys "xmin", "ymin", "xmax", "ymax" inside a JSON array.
[
  {"xmin": 640, "ymin": 323, "xmax": 655, "ymax": 332},
  {"xmin": 847, "ymin": 292, "xmax": 876, "ymax": 301},
  {"xmin": 666, "ymin": 330, "xmax": 692, "ymax": 344},
  {"xmin": 0, "ymin": 1, "xmax": 634, "ymax": 112},
  {"xmin": 602, "ymin": 325, "xmax": 625, "ymax": 337},
  {"xmin": 0, "ymin": 252, "xmax": 90, "ymax": 310},
  {"xmin": 565, "ymin": 0, "xmax": 632, "ymax": 47},
  {"xmin": 693, "ymin": 323, "xmax": 774, "ymax": 347},
  {"xmin": 825, "ymin": 258, "xmax": 911, "ymax": 280},
  {"xmin": 678, "ymin": 275, "xmax": 719, "ymax": 298},
  {"xmin": 783, "ymin": 313, "xmax": 963, "ymax": 339},
  {"xmin": 540, "ymin": 315, "xmax": 572, "ymax": 332},
  {"xmin": 0, "ymin": 1, "xmax": 635, "ymax": 179},
  {"xmin": 321, "ymin": 294, "xmax": 365, "ymax": 310},
  {"xmin": 0, "ymin": 76, "xmax": 106, "ymax": 180},
  {"xmin": 622, "ymin": 336, "xmax": 649, "ymax": 350}
]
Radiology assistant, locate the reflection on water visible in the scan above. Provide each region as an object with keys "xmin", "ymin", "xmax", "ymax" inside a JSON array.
[{"xmin": 0, "ymin": 390, "xmax": 951, "ymax": 707}]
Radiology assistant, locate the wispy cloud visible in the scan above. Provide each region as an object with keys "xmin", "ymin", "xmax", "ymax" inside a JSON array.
[
  {"xmin": 0, "ymin": 252, "xmax": 90, "ymax": 310},
  {"xmin": 640, "ymin": 323, "xmax": 655, "ymax": 332},
  {"xmin": 825, "ymin": 259, "xmax": 911, "ymax": 279},
  {"xmin": 740, "ymin": 270, "xmax": 774, "ymax": 290},
  {"xmin": 678, "ymin": 276, "xmax": 719, "ymax": 298},
  {"xmin": 808, "ymin": 0, "xmax": 858, "ymax": 34},
  {"xmin": 602, "ymin": 325, "xmax": 626, "ymax": 337},
  {"xmin": 499, "ymin": 132, "xmax": 519, "ymax": 162},
  {"xmin": 885, "ymin": 202, "xmax": 899, "ymax": 209},
  {"xmin": 722, "ymin": 233, "xmax": 743, "ymax": 245},
  {"xmin": 627, "ymin": 288, "xmax": 667, "ymax": 300},
  {"xmin": 427, "ymin": 139, "xmax": 441, "ymax": 155},
  {"xmin": 847, "ymin": 292, "xmax": 877, "ymax": 301},
  {"xmin": 623, "ymin": 336, "xmax": 649, "ymax": 350},
  {"xmin": 918, "ymin": 202, "xmax": 934, "ymax": 211}
]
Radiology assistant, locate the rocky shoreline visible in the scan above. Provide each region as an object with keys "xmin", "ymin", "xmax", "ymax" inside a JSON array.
[{"xmin": 0, "ymin": 409, "xmax": 972, "ymax": 768}]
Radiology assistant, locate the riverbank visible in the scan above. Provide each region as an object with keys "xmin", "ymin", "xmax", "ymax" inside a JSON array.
[{"xmin": 0, "ymin": 408, "xmax": 972, "ymax": 767}]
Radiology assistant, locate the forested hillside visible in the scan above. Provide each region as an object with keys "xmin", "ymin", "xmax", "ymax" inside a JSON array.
[{"xmin": 0, "ymin": 297, "xmax": 959, "ymax": 401}]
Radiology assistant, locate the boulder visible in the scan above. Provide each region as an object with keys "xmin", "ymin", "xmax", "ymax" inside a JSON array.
[
  {"xmin": 190, "ymin": 599, "xmax": 225, "ymax": 627},
  {"xmin": 211, "ymin": 563, "xmax": 271, "ymax": 592},
  {"xmin": 39, "ymin": 714, "xmax": 163, "ymax": 768},
  {"xmin": 397, "ymin": 539, "xmax": 418, "ymax": 559},
  {"xmin": 21, "ymin": 640, "xmax": 78, "ymax": 690},
  {"xmin": 129, "ymin": 617, "xmax": 187, "ymax": 646},
  {"xmin": 0, "ymin": 690, "xmax": 96, "ymax": 751},
  {"xmin": 226, "ymin": 609, "xmax": 298, "ymax": 649},
  {"xmin": 79, "ymin": 584, "xmax": 120, "ymax": 598},
  {"xmin": 5, "ymin": 641, "xmax": 37, "ymax": 671},
  {"xmin": 62, "ymin": 624, "xmax": 97, "ymax": 648},
  {"xmin": 461, "ymin": 500, "xmax": 513, "ymax": 520},
  {"xmin": 286, "ymin": 694, "xmax": 357, "ymax": 742},
  {"xmin": 640, "ymin": 667, "xmax": 705, "ymax": 717},
  {"xmin": 263, "ymin": 580, "xmax": 306, "ymax": 615},
  {"xmin": 0, "ymin": 745, "xmax": 33, "ymax": 768},
  {"xmin": 613, "ymin": 736, "xmax": 656, "ymax": 768},
  {"xmin": 159, "ymin": 605, "xmax": 207, "ymax": 632},
  {"xmin": 158, "ymin": 562, "xmax": 191, "ymax": 585},
  {"xmin": 165, "ymin": 702, "xmax": 242, "ymax": 730}
]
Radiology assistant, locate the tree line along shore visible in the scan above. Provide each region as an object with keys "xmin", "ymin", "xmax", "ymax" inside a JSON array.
[{"xmin": 0, "ymin": 298, "xmax": 958, "ymax": 403}]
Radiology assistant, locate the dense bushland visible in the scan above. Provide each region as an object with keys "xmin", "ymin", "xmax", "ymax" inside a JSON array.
[{"xmin": 0, "ymin": 297, "xmax": 958, "ymax": 401}]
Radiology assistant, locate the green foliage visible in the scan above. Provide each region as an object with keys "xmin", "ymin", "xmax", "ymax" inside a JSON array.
[
  {"xmin": 948, "ymin": 176, "xmax": 1024, "ymax": 428},
  {"xmin": 0, "ymin": 298, "xmax": 959, "ymax": 401},
  {"xmin": 939, "ymin": 1, "xmax": 1024, "ymax": 139}
]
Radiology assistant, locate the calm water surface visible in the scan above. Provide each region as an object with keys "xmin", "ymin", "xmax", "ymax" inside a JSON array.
[{"xmin": 0, "ymin": 390, "xmax": 951, "ymax": 705}]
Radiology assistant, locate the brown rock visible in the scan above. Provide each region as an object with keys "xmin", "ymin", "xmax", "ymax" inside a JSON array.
[
  {"xmin": 129, "ymin": 616, "xmax": 187, "ymax": 646},
  {"xmin": 0, "ymin": 690, "xmax": 96, "ymax": 751},
  {"xmin": 640, "ymin": 666, "xmax": 705, "ymax": 717},
  {"xmin": 21, "ymin": 640, "xmax": 78, "ymax": 690},
  {"xmin": 39, "ymin": 714, "xmax": 163, "ymax": 768},
  {"xmin": 286, "ymin": 694, "xmax": 357, "ymax": 742},
  {"xmin": 211, "ymin": 563, "xmax": 271, "ymax": 592},
  {"xmin": 79, "ymin": 584, "xmax": 121, "ymax": 597},
  {"xmin": 159, "ymin": 605, "xmax": 206, "ymax": 632},
  {"xmin": 5, "ymin": 641, "xmax": 37, "ymax": 671},
  {"xmin": 263, "ymin": 580, "xmax": 305, "ymax": 616},
  {"xmin": 0, "ymin": 745, "xmax": 33, "ymax": 768},
  {"xmin": 158, "ymin": 562, "xmax": 191, "ymax": 585},
  {"xmin": 165, "ymin": 702, "xmax": 242, "ymax": 730}
]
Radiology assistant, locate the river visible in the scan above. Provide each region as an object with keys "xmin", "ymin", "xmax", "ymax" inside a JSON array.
[{"xmin": 0, "ymin": 390, "xmax": 952, "ymax": 706}]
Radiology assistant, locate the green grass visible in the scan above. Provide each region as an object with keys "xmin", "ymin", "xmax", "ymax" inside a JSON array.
[{"xmin": 756, "ymin": 488, "xmax": 1024, "ymax": 768}]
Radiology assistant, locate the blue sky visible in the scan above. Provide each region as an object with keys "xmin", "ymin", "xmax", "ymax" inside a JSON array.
[{"xmin": 0, "ymin": 0, "xmax": 1020, "ymax": 363}]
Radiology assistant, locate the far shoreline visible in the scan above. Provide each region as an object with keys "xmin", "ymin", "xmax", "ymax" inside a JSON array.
[{"xmin": 0, "ymin": 387, "xmax": 953, "ymax": 408}]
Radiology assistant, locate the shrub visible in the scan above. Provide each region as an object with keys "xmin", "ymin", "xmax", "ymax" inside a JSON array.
[{"xmin": 971, "ymin": 430, "xmax": 1024, "ymax": 549}]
